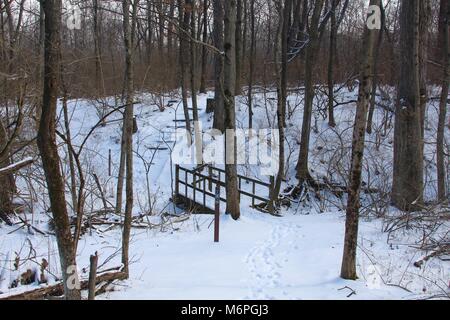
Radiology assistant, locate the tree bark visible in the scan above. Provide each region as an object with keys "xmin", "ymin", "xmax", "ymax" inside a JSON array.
[
  {"xmin": 296, "ymin": 0, "xmax": 325, "ymax": 182},
  {"xmin": 190, "ymin": 0, "xmax": 203, "ymax": 165},
  {"xmin": 235, "ymin": 0, "xmax": 243, "ymax": 94},
  {"xmin": 224, "ymin": 0, "xmax": 240, "ymax": 220},
  {"xmin": 167, "ymin": 0, "xmax": 175, "ymax": 56},
  {"xmin": 270, "ymin": 0, "xmax": 291, "ymax": 212},
  {"xmin": 37, "ymin": 0, "xmax": 81, "ymax": 300},
  {"xmin": 93, "ymin": 0, "xmax": 104, "ymax": 96},
  {"xmin": 121, "ymin": 0, "xmax": 137, "ymax": 278},
  {"xmin": 437, "ymin": 0, "xmax": 449, "ymax": 202},
  {"xmin": 341, "ymin": 0, "xmax": 380, "ymax": 280},
  {"xmin": 327, "ymin": 0, "xmax": 338, "ymax": 128},
  {"xmin": 419, "ymin": 0, "xmax": 430, "ymax": 138},
  {"xmin": 0, "ymin": 120, "xmax": 14, "ymax": 225},
  {"xmin": 392, "ymin": 0, "xmax": 424, "ymax": 211},
  {"xmin": 199, "ymin": 0, "xmax": 209, "ymax": 93},
  {"xmin": 178, "ymin": 0, "xmax": 192, "ymax": 134},
  {"xmin": 247, "ymin": 0, "xmax": 255, "ymax": 130},
  {"xmin": 213, "ymin": 0, "xmax": 225, "ymax": 131},
  {"xmin": 367, "ymin": 1, "xmax": 385, "ymax": 135}
]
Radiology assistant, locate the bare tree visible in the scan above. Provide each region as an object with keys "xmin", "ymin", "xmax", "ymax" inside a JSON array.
[
  {"xmin": 341, "ymin": 0, "xmax": 381, "ymax": 280},
  {"xmin": 235, "ymin": 0, "xmax": 243, "ymax": 94},
  {"xmin": 0, "ymin": 120, "xmax": 16, "ymax": 225},
  {"xmin": 37, "ymin": 0, "xmax": 81, "ymax": 299},
  {"xmin": 190, "ymin": 0, "xmax": 203, "ymax": 165},
  {"xmin": 367, "ymin": 0, "xmax": 385, "ymax": 135},
  {"xmin": 270, "ymin": 0, "xmax": 291, "ymax": 211},
  {"xmin": 121, "ymin": 0, "xmax": 138, "ymax": 277},
  {"xmin": 199, "ymin": 0, "xmax": 209, "ymax": 93},
  {"xmin": 247, "ymin": 0, "xmax": 255, "ymax": 130},
  {"xmin": 392, "ymin": 0, "xmax": 424, "ymax": 211},
  {"xmin": 295, "ymin": 0, "xmax": 326, "ymax": 182},
  {"xmin": 437, "ymin": 0, "xmax": 449, "ymax": 202},
  {"xmin": 224, "ymin": 0, "xmax": 240, "ymax": 220},
  {"xmin": 326, "ymin": 0, "xmax": 339, "ymax": 128},
  {"xmin": 213, "ymin": 0, "xmax": 225, "ymax": 131},
  {"xmin": 178, "ymin": 0, "xmax": 192, "ymax": 134},
  {"xmin": 93, "ymin": 0, "xmax": 104, "ymax": 96}
]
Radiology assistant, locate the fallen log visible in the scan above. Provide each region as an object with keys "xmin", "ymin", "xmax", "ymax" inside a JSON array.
[{"xmin": 0, "ymin": 270, "xmax": 127, "ymax": 300}]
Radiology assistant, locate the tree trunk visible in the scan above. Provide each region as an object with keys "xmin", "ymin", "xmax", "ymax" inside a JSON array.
[
  {"xmin": 93, "ymin": 0, "xmax": 104, "ymax": 96},
  {"xmin": 247, "ymin": 0, "xmax": 255, "ymax": 130},
  {"xmin": 199, "ymin": 0, "xmax": 209, "ymax": 93},
  {"xmin": 213, "ymin": 0, "xmax": 225, "ymax": 131},
  {"xmin": 419, "ymin": 0, "xmax": 430, "ymax": 138},
  {"xmin": 296, "ymin": 0, "xmax": 325, "ymax": 182},
  {"xmin": 367, "ymin": 1, "xmax": 384, "ymax": 135},
  {"xmin": 341, "ymin": 0, "xmax": 380, "ymax": 280},
  {"xmin": 157, "ymin": 0, "xmax": 164, "ymax": 55},
  {"xmin": 327, "ymin": 0, "xmax": 338, "ymax": 128},
  {"xmin": 224, "ymin": 0, "xmax": 240, "ymax": 220},
  {"xmin": 167, "ymin": 1, "xmax": 175, "ymax": 56},
  {"xmin": 121, "ymin": 0, "xmax": 137, "ymax": 278},
  {"xmin": 392, "ymin": 0, "xmax": 424, "ymax": 211},
  {"xmin": 0, "ymin": 121, "xmax": 14, "ymax": 225},
  {"xmin": 146, "ymin": 0, "xmax": 153, "ymax": 62},
  {"xmin": 190, "ymin": 0, "xmax": 203, "ymax": 165},
  {"xmin": 178, "ymin": 0, "xmax": 192, "ymax": 134},
  {"xmin": 61, "ymin": 85, "xmax": 78, "ymax": 214},
  {"xmin": 235, "ymin": 0, "xmax": 243, "ymax": 94},
  {"xmin": 37, "ymin": 0, "xmax": 81, "ymax": 300},
  {"xmin": 437, "ymin": 0, "xmax": 449, "ymax": 202},
  {"xmin": 270, "ymin": 0, "xmax": 291, "ymax": 212},
  {"xmin": 115, "ymin": 126, "xmax": 126, "ymax": 215}
]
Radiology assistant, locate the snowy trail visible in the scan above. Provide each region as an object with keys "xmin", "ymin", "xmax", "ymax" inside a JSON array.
[
  {"xmin": 245, "ymin": 222, "xmax": 300, "ymax": 299},
  {"xmin": 94, "ymin": 213, "xmax": 411, "ymax": 300}
]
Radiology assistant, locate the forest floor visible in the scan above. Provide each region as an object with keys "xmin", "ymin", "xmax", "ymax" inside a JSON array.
[{"xmin": 0, "ymin": 86, "xmax": 448, "ymax": 299}]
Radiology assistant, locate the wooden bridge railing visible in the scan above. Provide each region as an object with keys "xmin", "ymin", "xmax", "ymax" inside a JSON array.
[{"xmin": 174, "ymin": 164, "xmax": 274, "ymax": 214}]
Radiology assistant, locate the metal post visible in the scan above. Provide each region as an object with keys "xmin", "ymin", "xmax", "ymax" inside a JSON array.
[
  {"xmin": 214, "ymin": 184, "xmax": 220, "ymax": 243},
  {"xmin": 193, "ymin": 172, "xmax": 197, "ymax": 203},
  {"xmin": 208, "ymin": 166, "xmax": 213, "ymax": 191},
  {"xmin": 269, "ymin": 175, "xmax": 275, "ymax": 214}
]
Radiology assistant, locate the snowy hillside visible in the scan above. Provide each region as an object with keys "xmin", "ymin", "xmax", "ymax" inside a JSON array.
[{"xmin": 0, "ymin": 87, "xmax": 448, "ymax": 300}]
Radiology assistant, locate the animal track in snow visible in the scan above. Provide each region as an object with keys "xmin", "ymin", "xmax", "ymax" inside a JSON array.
[{"xmin": 245, "ymin": 222, "xmax": 301, "ymax": 299}]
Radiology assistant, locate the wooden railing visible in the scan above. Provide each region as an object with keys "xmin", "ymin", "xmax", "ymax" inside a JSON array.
[{"xmin": 174, "ymin": 164, "xmax": 274, "ymax": 214}]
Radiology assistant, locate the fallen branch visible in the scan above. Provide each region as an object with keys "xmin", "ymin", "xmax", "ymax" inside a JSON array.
[
  {"xmin": 0, "ymin": 270, "xmax": 127, "ymax": 300},
  {"xmin": 0, "ymin": 157, "xmax": 33, "ymax": 177},
  {"xmin": 414, "ymin": 244, "xmax": 450, "ymax": 269},
  {"xmin": 14, "ymin": 214, "xmax": 47, "ymax": 236}
]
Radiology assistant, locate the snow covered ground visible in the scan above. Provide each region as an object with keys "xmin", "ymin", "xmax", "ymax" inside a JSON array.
[
  {"xmin": 0, "ymin": 86, "xmax": 448, "ymax": 299},
  {"xmin": 96, "ymin": 212, "xmax": 420, "ymax": 300}
]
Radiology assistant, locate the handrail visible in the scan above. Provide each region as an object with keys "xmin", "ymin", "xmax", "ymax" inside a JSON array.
[{"xmin": 174, "ymin": 164, "xmax": 274, "ymax": 213}]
